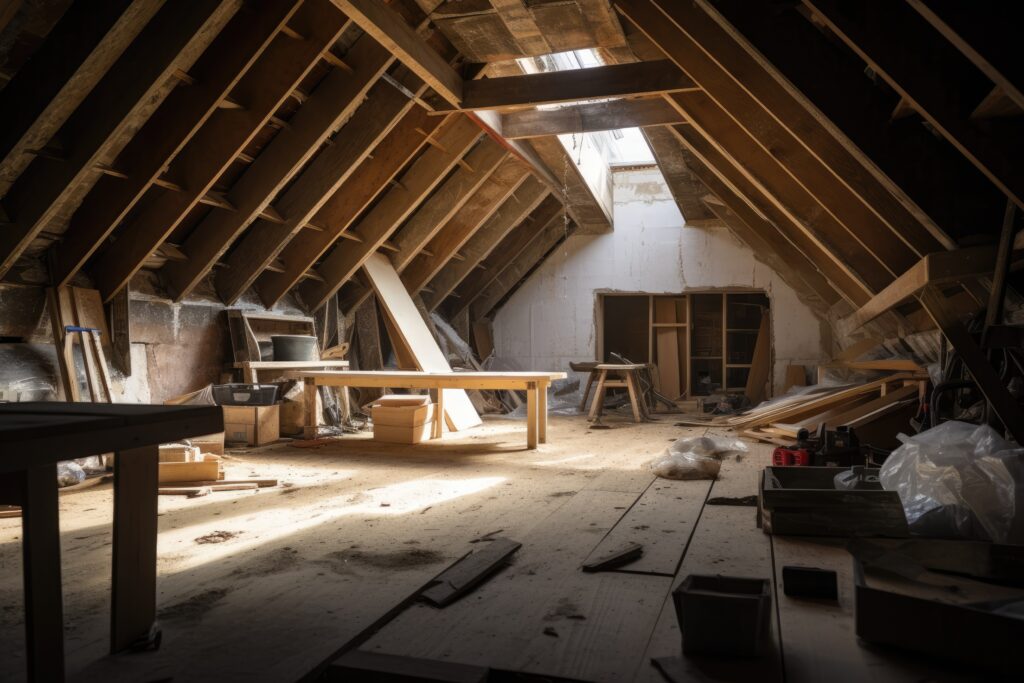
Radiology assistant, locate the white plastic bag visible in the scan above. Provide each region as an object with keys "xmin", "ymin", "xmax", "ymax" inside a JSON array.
[
  {"xmin": 878, "ymin": 421, "xmax": 1023, "ymax": 543},
  {"xmin": 649, "ymin": 435, "xmax": 748, "ymax": 481},
  {"xmin": 56, "ymin": 460, "xmax": 86, "ymax": 488}
]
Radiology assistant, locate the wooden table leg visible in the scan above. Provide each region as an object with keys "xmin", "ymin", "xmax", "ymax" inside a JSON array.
[
  {"xmin": 538, "ymin": 381, "xmax": 548, "ymax": 444},
  {"xmin": 16, "ymin": 465, "xmax": 66, "ymax": 681},
  {"xmin": 578, "ymin": 370, "xmax": 596, "ymax": 412},
  {"xmin": 587, "ymin": 370, "xmax": 608, "ymax": 421},
  {"xmin": 111, "ymin": 445, "xmax": 160, "ymax": 654},
  {"xmin": 303, "ymin": 380, "xmax": 318, "ymax": 439},
  {"xmin": 624, "ymin": 371, "xmax": 643, "ymax": 423},
  {"xmin": 526, "ymin": 381, "xmax": 538, "ymax": 449},
  {"xmin": 433, "ymin": 388, "xmax": 445, "ymax": 439}
]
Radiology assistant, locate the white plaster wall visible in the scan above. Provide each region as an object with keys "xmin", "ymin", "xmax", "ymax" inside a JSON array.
[{"xmin": 492, "ymin": 168, "xmax": 828, "ymax": 394}]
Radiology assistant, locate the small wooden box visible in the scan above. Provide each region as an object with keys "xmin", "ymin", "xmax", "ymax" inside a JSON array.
[
  {"xmin": 223, "ymin": 404, "xmax": 280, "ymax": 446},
  {"xmin": 372, "ymin": 397, "xmax": 435, "ymax": 444}
]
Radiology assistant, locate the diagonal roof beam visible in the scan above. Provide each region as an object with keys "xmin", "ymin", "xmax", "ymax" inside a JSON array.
[
  {"xmin": 502, "ymin": 97, "xmax": 684, "ymax": 139},
  {"xmin": 805, "ymin": 0, "xmax": 1024, "ymax": 210},
  {"xmin": 81, "ymin": 0, "xmax": 349, "ymax": 300},
  {"xmin": 398, "ymin": 158, "xmax": 531, "ymax": 297},
  {"xmin": 670, "ymin": 91, "xmax": 891, "ymax": 294},
  {"xmin": 254, "ymin": 107, "xmax": 446, "ymax": 308},
  {"xmin": 683, "ymin": 153, "xmax": 841, "ymax": 308},
  {"xmin": 213, "ymin": 79, "xmax": 421, "ymax": 305},
  {"xmin": 642, "ymin": 126, "xmax": 718, "ymax": 224},
  {"xmin": 422, "ymin": 180, "xmax": 549, "ymax": 310},
  {"xmin": 907, "ymin": 0, "xmax": 1024, "ymax": 112},
  {"xmin": 333, "ymin": 138, "xmax": 512, "ymax": 316},
  {"xmin": 0, "ymin": 0, "xmax": 240, "ymax": 280},
  {"xmin": 703, "ymin": 0, "xmax": 1005, "ymax": 237},
  {"xmin": 51, "ymin": 1, "xmax": 303, "ymax": 287},
  {"xmin": 619, "ymin": 0, "xmax": 950, "ymax": 260},
  {"xmin": 330, "ymin": 0, "xmax": 463, "ymax": 106},
  {"xmin": 669, "ymin": 122, "xmax": 870, "ymax": 307},
  {"xmin": 0, "ymin": 0, "xmax": 164, "ymax": 196},
  {"xmin": 154, "ymin": 36, "xmax": 399, "ymax": 303},
  {"xmin": 471, "ymin": 216, "xmax": 575, "ymax": 320},
  {"xmin": 299, "ymin": 115, "xmax": 483, "ymax": 310},
  {"xmin": 446, "ymin": 195, "xmax": 564, "ymax": 317}
]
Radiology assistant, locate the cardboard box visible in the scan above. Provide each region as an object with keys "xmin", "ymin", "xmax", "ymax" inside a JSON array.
[
  {"xmin": 371, "ymin": 399, "xmax": 435, "ymax": 444},
  {"xmin": 223, "ymin": 404, "xmax": 280, "ymax": 446},
  {"xmin": 372, "ymin": 421, "xmax": 433, "ymax": 445},
  {"xmin": 191, "ymin": 432, "xmax": 225, "ymax": 456},
  {"xmin": 371, "ymin": 402, "xmax": 435, "ymax": 428}
]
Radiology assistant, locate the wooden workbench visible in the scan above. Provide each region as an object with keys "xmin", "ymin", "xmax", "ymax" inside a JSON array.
[
  {"xmin": 234, "ymin": 359, "xmax": 350, "ymax": 383},
  {"xmin": 0, "ymin": 402, "xmax": 223, "ymax": 682},
  {"xmin": 285, "ymin": 370, "xmax": 566, "ymax": 449}
]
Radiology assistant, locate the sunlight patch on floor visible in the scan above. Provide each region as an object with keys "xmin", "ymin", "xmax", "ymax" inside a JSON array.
[{"xmin": 156, "ymin": 476, "xmax": 505, "ymax": 571}]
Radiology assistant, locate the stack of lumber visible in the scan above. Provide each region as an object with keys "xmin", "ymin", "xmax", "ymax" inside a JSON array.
[
  {"xmin": 156, "ymin": 442, "xmax": 277, "ymax": 498},
  {"xmin": 687, "ymin": 373, "xmax": 924, "ymax": 446}
]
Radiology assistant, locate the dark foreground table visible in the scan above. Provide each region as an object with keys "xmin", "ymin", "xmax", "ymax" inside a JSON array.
[{"xmin": 0, "ymin": 402, "xmax": 223, "ymax": 682}]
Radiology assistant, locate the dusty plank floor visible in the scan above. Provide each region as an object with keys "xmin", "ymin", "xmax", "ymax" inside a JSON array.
[{"xmin": 0, "ymin": 415, "xmax": 709, "ymax": 682}]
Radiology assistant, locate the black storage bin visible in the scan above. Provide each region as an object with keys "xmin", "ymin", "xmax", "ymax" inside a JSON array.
[
  {"xmin": 673, "ymin": 574, "xmax": 772, "ymax": 657},
  {"xmin": 212, "ymin": 383, "xmax": 278, "ymax": 406}
]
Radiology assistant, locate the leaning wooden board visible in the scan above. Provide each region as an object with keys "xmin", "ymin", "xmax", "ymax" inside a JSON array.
[{"xmin": 362, "ymin": 252, "xmax": 481, "ymax": 431}]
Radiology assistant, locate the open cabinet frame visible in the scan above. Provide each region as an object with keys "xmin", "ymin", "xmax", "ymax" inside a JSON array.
[{"xmin": 597, "ymin": 290, "xmax": 770, "ymax": 400}]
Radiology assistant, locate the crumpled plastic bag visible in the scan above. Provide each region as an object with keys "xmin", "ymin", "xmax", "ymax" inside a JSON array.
[
  {"xmin": 649, "ymin": 435, "xmax": 749, "ymax": 481},
  {"xmin": 57, "ymin": 460, "xmax": 86, "ymax": 488},
  {"xmin": 878, "ymin": 421, "xmax": 1023, "ymax": 543}
]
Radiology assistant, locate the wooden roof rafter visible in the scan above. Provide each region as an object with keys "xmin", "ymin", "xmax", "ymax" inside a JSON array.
[
  {"xmin": 158, "ymin": 34, "xmax": 402, "ymax": 303},
  {"xmin": 50, "ymin": 0, "xmax": 304, "ymax": 288},
  {"xmin": 79, "ymin": 0, "xmax": 352, "ymax": 301},
  {"xmin": 422, "ymin": 178, "xmax": 551, "ymax": 310},
  {"xmin": 0, "ymin": 0, "xmax": 241, "ymax": 280},
  {"xmin": 804, "ymin": 0, "xmax": 1024, "ymax": 211},
  {"xmin": 444, "ymin": 194, "xmax": 565, "ymax": 317},
  {"xmin": 298, "ymin": 115, "xmax": 485, "ymax": 311},
  {"xmin": 396, "ymin": 157, "xmax": 533, "ymax": 299}
]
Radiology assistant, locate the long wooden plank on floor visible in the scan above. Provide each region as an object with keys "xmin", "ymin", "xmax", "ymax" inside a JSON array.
[
  {"xmin": 362, "ymin": 489, "xmax": 672, "ymax": 682},
  {"xmin": 361, "ymin": 253, "xmax": 481, "ymax": 431},
  {"xmin": 582, "ymin": 477, "xmax": 711, "ymax": 577},
  {"xmin": 634, "ymin": 441, "xmax": 781, "ymax": 682}
]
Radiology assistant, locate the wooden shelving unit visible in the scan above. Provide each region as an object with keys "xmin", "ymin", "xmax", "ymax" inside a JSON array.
[{"xmin": 599, "ymin": 290, "xmax": 770, "ymax": 400}]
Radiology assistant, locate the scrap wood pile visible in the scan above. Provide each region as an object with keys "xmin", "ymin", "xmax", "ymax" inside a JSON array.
[
  {"xmin": 700, "ymin": 372, "xmax": 926, "ymax": 447},
  {"xmin": 157, "ymin": 443, "xmax": 278, "ymax": 498}
]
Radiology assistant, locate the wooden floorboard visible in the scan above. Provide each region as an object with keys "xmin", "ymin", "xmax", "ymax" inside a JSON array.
[
  {"xmin": 582, "ymin": 477, "xmax": 711, "ymax": 576},
  {"xmin": 633, "ymin": 442, "xmax": 781, "ymax": 683}
]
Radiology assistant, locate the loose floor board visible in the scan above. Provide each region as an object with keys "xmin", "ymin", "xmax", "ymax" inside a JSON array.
[
  {"xmin": 582, "ymin": 477, "xmax": 711, "ymax": 576},
  {"xmin": 363, "ymin": 488, "xmax": 674, "ymax": 682},
  {"xmin": 635, "ymin": 441, "xmax": 782, "ymax": 683}
]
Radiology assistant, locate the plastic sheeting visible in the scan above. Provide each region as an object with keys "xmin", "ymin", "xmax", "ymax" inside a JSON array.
[
  {"xmin": 879, "ymin": 421, "xmax": 1023, "ymax": 543},
  {"xmin": 648, "ymin": 435, "xmax": 749, "ymax": 481}
]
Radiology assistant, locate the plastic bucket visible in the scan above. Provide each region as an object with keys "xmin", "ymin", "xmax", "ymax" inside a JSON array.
[{"xmin": 271, "ymin": 335, "xmax": 318, "ymax": 361}]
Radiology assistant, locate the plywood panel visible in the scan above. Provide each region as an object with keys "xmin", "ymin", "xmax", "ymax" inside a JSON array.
[{"xmin": 362, "ymin": 253, "xmax": 481, "ymax": 431}]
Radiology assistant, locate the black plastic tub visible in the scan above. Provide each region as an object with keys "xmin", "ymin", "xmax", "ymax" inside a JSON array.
[
  {"xmin": 271, "ymin": 335, "xmax": 318, "ymax": 361},
  {"xmin": 673, "ymin": 574, "xmax": 772, "ymax": 657},
  {"xmin": 212, "ymin": 383, "xmax": 278, "ymax": 406}
]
